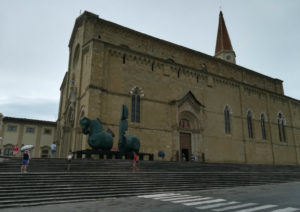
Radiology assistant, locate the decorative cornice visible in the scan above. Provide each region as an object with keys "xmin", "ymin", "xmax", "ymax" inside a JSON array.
[
  {"xmin": 85, "ymin": 39, "xmax": 299, "ymax": 103},
  {"xmin": 269, "ymin": 93, "xmax": 288, "ymax": 103},
  {"xmin": 244, "ymin": 86, "xmax": 267, "ymax": 97},
  {"xmin": 107, "ymin": 44, "xmax": 209, "ymax": 83},
  {"xmin": 213, "ymin": 77, "xmax": 240, "ymax": 88}
]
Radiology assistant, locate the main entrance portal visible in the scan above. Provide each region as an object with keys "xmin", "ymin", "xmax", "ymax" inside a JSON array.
[{"xmin": 180, "ymin": 132, "xmax": 191, "ymax": 161}]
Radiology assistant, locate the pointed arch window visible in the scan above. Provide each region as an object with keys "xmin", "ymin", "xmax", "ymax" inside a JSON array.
[
  {"xmin": 261, "ymin": 114, "xmax": 266, "ymax": 140},
  {"xmin": 224, "ymin": 106, "xmax": 230, "ymax": 134},
  {"xmin": 73, "ymin": 44, "xmax": 80, "ymax": 68},
  {"xmin": 131, "ymin": 95, "xmax": 140, "ymax": 122},
  {"xmin": 247, "ymin": 111, "xmax": 254, "ymax": 138},
  {"xmin": 130, "ymin": 87, "xmax": 144, "ymax": 123},
  {"xmin": 278, "ymin": 113, "xmax": 286, "ymax": 142}
]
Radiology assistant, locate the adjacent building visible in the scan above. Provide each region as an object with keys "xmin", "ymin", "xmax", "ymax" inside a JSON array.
[
  {"xmin": 56, "ymin": 11, "xmax": 300, "ymax": 164},
  {"xmin": 0, "ymin": 113, "xmax": 56, "ymax": 158}
]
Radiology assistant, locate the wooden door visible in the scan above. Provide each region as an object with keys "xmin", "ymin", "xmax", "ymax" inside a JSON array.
[{"xmin": 180, "ymin": 133, "xmax": 191, "ymax": 161}]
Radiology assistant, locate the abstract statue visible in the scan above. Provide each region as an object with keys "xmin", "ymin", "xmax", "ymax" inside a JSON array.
[
  {"xmin": 118, "ymin": 105, "xmax": 140, "ymax": 153},
  {"xmin": 80, "ymin": 117, "xmax": 113, "ymax": 150}
]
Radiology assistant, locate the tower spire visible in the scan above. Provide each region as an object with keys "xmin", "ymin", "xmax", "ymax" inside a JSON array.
[{"xmin": 215, "ymin": 11, "xmax": 236, "ymax": 64}]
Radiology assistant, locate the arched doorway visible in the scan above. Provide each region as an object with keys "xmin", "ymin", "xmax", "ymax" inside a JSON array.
[
  {"xmin": 180, "ymin": 132, "xmax": 191, "ymax": 161},
  {"xmin": 178, "ymin": 112, "xmax": 200, "ymax": 162},
  {"xmin": 172, "ymin": 91, "xmax": 204, "ymax": 162}
]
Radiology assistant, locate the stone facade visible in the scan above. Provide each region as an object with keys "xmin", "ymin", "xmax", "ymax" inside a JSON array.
[
  {"xmin": 0, "ymin": 115, "xmax": 56, "ymax": 158},
  {"xmin": 56, "ymin": 11, "xmax": 300, "ymax": 165}
]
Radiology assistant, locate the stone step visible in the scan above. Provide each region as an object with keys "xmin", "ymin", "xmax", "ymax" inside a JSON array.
[
  {"xmin": 0, "ymin": 176, "xmax": 294, "ymax": 185},
  {"xmin": 0, "ymin": 187, "xmax": 216, "ymax": 209},
  {"xmin": 0, "ymin": 176, "xmax": 281, "ymax": 188},
  {"xmin": 0, "ymin": 183, "xmax": 268, "ymax": 208},
  {"xmin": 0, "ymin": 180, "xmax": 270, "ymax": 194},
  {"xmin": 1, "ymin": 156, "xmax": 300, "ymax": 208}
]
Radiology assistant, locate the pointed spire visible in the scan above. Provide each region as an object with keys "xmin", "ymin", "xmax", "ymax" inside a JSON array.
[{"xmin": 215, "ymin": 11, "xmax": 236, "ymax": 64}]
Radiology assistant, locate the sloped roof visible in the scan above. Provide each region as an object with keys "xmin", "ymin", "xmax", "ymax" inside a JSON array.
[
  {"xmin": 3, "ymin": 116, "xmax": 56, "ymax": 126},
  {"xmin": 215, "ymin": 11, "xmax": 234, "ymax": 55}
]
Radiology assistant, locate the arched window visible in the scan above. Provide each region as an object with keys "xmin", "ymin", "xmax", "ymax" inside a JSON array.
[
  {"xmin": 261, "ymin": 114, "xmax": 266, "ymax": 140},
  {"xmin": 73, "ymin": 44, "xmax": 80, "ymax": 68},
  {"xmin": 179, "ymin": 119, "xmax": 190, "ymax": 129},
  {"xmin": 131, "ymin": 95, "xmax": 140, "ymax": 122},
  {"xmin": 247, "ymin": 111, "xmax": 253, "ymax": 138},
  {"xmin": 224, "ymin": 106, "xmax": 230, "ymax": 134},
  {"xmin": 130, "ymin": 87, "xmax": 143, "ymax": 123},
  {"xmin": 278, "ymin": 113, "xmax": 286, "ymax": 142}
]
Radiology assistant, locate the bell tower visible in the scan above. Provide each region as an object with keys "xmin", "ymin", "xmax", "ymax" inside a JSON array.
[{"xmin": 215, "ymin": 11, "xmax": 236, "ymax": 64}]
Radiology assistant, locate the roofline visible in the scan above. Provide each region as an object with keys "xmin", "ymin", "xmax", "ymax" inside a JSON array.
[
  {"xmin": 60, "ymin": 72, "xmax": 68, "ymax": 90},
  {"xmin": 3, "ymin": 116, "xmax": 56, "ymax": 126},
  {"xmin": 69, "ymin": 11, "xmax": 99, "ymax": 47},
  {"xmin": 70, "ymin": 11, "xmax": 283, "ymax": 83}
]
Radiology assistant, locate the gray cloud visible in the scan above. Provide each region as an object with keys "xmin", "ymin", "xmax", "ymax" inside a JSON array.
[
  {"xmin": 0, "ymin": 97, "xmax": 58, "ymax": 121},
  {"xmin": 0, "ymin": 0, "xmax": 299, "ymax": 121}
]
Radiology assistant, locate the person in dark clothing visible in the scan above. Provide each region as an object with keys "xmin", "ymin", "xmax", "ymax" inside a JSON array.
[{"xmin": 21, "ymin": 150, "xmax": 30, "ymax": 173}]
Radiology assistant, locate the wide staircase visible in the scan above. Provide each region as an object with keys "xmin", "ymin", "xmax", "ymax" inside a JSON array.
[{"xmin": 1, "ymin": 156, "xmax": 300, "ymax": 208}]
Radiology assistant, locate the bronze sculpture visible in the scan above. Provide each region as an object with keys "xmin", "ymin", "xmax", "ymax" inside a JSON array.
[
  {"xmin": 118, "ymin": 105, "xmax": 140, "ymax": 153},
  {"xmin": 79, "ymin": 104, "xmax": 140, "ymax": 154},
  {"xmin": 79, "ymin": 117, "xmax": 113, "ymax": 150}
]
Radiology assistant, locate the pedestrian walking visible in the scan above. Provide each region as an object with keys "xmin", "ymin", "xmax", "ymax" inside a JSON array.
[
  {"xmin": 21, "ymin": 150, "xmax": 30, "ymax": 173},
  {"xmin": 67, "ymin": 150, "xmax": 73, "ymax": 171},
  {"xmin": 50, "ymin": 143, "xmax": 56, "ymax": 158},
  {"xmin": 133, "ymin": 152, "xmax": 139, "ymax": 172},
  {"xmin": 12, "ymin": 145, "xmax": 19, "ymax": 157},
  {"xmin": 182, "ymin": 153, "xmax": 186, "ymax": 161}
]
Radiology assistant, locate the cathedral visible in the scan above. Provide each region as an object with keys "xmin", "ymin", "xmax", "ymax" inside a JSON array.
[{"xmin": 56, "ymin": 11, "xmax": 300, "ymax": 165}]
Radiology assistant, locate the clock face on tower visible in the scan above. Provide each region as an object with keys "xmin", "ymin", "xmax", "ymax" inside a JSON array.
[{"xmin": 226, "ymin": 55, "xmax": 231, "ymax": 61}]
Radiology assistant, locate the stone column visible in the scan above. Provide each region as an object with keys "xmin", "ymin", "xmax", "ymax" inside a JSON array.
[
  {"xmin": 17, "ymin": 124, "xmax": 24, "ymax": 156},
  {"xmin": 238, "ymin": 85, "xmax": 247, "ymax": 163},
  {"xmin": 265, "ymin": 94, "xmax": 276, "ymax": 165},
  {"xmin": 287, "ymin": 100, "xmax": 299, "ymax": 165},
  {"xmin": 34, "ymin": 126, "xmax": 42, "ymax": 158}
]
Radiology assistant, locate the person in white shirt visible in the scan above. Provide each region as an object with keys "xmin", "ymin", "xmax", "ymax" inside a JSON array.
[
  {"xmin": 50, "ymin": 143, "xmax": 56, "ymax": 158},
  {"xmin": 67, "ymin": 150, "xmax": 73, "ymax": 171}
]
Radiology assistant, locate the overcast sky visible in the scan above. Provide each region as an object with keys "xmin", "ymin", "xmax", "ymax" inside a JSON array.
[{"xmin": 0, "ymin": 0, "xmax": 299, "ymax": 121}]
